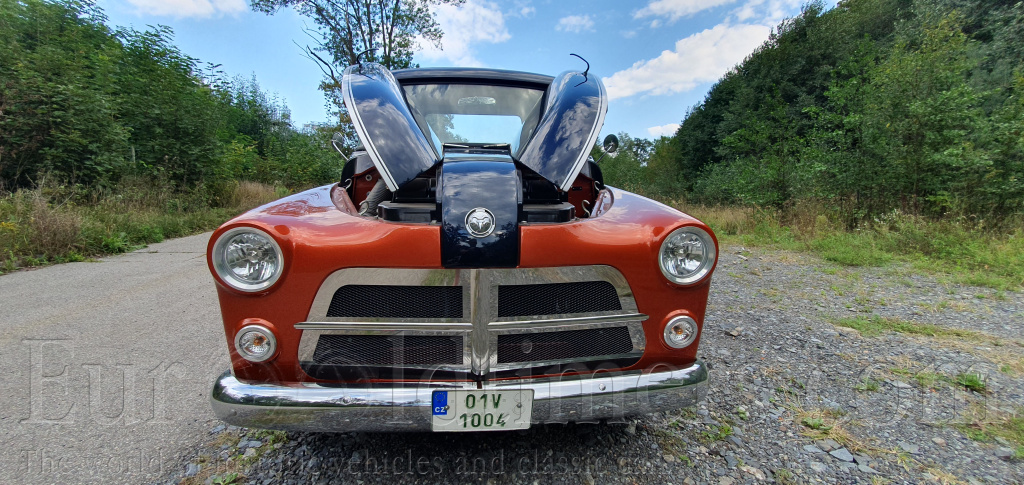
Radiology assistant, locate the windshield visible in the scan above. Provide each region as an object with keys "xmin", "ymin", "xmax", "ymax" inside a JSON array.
[{"xmin": 402, "ymin": 84, "xmax": 546, "ymax": 157}]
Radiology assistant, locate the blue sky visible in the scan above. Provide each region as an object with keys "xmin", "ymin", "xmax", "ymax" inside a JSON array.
[{"xmin": 95, "ymin": 0, "xmax": 837, "ymax": 139}]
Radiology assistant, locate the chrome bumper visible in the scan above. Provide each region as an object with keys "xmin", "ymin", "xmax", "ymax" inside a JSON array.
[{"xmin": 210, "ymin": 360, "xmax": 708, "ymax": 432}]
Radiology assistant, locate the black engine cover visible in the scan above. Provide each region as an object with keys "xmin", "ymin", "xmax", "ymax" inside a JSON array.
[{"xmin": 439, "ymin": 160, "xmax": 521, "ymax": 268}]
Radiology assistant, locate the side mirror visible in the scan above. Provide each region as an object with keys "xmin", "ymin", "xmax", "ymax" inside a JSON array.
[
  {"xmin": 331, "ymin": 132, "xmax": 349, "ymax": 158},
  {"xmin": 602, "ymin": 134, "xmax": 619, "ymax": 154}
]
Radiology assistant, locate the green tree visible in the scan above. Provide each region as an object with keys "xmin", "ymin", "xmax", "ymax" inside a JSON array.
[
  {"xmin": 252, "ymin": 0, "xmax": 462, "ymax": 70},
  {"xmin": 114, "ymin": 26, "xmax": 225, "ymax": 185},
  {"xmin": 250, "ymin": 0, "xmax": 464, "ymax": 152},
  {"xmin": 0, "ymin": 0, "xmax": 128, "ymax": 186}
]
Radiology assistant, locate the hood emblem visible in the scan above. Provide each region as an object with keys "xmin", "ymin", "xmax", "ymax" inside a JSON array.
[{"xmin": 466, "ymin": 208, "xmax": 496, "ymax": 238}]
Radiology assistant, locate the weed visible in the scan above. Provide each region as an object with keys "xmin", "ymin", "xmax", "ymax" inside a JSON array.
[
  {"xmin": 776, "ymin": 386, "xmax": 797, "ymax": 397},
  {"xmin": 229, "ymin": 180, "xmax": 280, "ymax": 209},
  {"xmin": 890, "ymin": 367, "xmax": 913, "ymax": 377},
  {"xmin": 922, "ymin": 465, "xmax": 962, "ymax": 484},
  {"xmin": 811, "ymin": 232, "xmax": 892, "ymax": 266},
  {"xmin": 653, "ymin": 428, "xmax": 688, "ymax": 458},
  {"xmin": 953, "ymin": 373, "xmax": 987, "ymax": 393},
  {"xmin": 914, "ymin": 372, "xmax": 950, "ymax": 390},
  {"xmin": 775, "ymin": 468, "xmax": 796, "ymax": 485},
  {"xmin": 832, "ymin": 315, "xmax": 986, "ymax": 340},
  {"xmin": 801, "ymin": 417, "xmax": 832, "ymax": 431},
  {"xmin": 793, "ymin": 407, "xmax": 865, "ymax": 453},
  {"xmin": 855, "ymin": 378, "xmax": 881, "ymax": 392},
  {"xmin": 700, "ymin": 424, "xmax": 733, "ymax": 443},
  {"xmin": 956, "ymin": 405, "xmax": 1024, "ymax": 452},
  {"xmin": 735, "ymin": 406, "xmax": 749, "ymax": 420},
  {"xmin": 211, "ymin": 473, "xmax": 239, "ymax": 485}
]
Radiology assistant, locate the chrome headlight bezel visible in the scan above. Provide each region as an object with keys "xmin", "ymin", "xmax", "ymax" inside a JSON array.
[
  {"xmin": 658, "ymin": 226, "xmax": 716, "ymax": 285},
  {"xmin": 212, "ymin": 227, "xmax": 284, "ymax": 292},
  {"xmin": 234, "ymin": 324, "xmax": 277, "ymax": 363}
]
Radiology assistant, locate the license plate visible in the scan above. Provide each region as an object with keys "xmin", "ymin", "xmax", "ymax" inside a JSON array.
[{"xmin": 430, "ymin": 389, "xmax": 533, "ymax": 432}]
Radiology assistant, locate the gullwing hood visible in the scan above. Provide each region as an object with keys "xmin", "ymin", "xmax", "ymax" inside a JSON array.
[
  {"xmin": 342, "ymin": 63, "xmax": 437, "ymax": 191},
  {"xmin": 342, "ymin": 63, "xmax": 608, "ymax": 192}
]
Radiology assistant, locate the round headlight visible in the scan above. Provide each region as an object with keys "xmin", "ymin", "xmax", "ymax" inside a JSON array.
[
  {"xmin": 234, "ymin": 325, "xmax": 277, "ymax": 362},
  {"xmin": 659, "ymin": 226, "xmax": 716, "ymax": 285},
  {"xmin": 664, "ymin": 316, "xmax": 698, "ymax": 349},
  {"xmin": 212, "ymin": 227, "xmax": 284, "ymax": 292}
]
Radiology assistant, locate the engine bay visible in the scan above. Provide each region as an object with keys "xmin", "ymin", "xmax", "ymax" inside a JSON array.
[{"xmin": 339, "ymin": 145, "xmax": 603, "ymax": 224}]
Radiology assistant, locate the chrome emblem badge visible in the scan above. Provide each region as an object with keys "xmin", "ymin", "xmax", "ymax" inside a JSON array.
[{"xmin": 465, "ymin": 208, "xmax": 495, "ymax": 238}]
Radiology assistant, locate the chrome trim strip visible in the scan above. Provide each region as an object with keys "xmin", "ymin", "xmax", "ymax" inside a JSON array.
[
  {"xmin": 487, "ymin": 313, "xmax": 647, "ymax": 328},
  {"xmin": 211, "ymin": 360, "xmax": 709, "ymax": 432},
  {"xmin": 469, "ymin": 269, "xmax": 493, "ymax": 375},
  {"xmin": 295, "ymin": 322, "xmax": 473, "ymax": 331}
]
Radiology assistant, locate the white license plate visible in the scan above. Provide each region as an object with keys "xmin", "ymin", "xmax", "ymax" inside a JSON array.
[{"xmin": 430, "ymin": 389, "xmax": 533, "ymax": 432}]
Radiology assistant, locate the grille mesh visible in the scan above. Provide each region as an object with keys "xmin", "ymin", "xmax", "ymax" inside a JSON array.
[
  {"xmin": 497, "ymin": 281, "xmax": 621, "ymax": 317},
  {"xmin": 496, "ymin": 326, "xmax": 634, "ymax": 364},
  {"xmin": 312, "ymin": 335, "xmax": 463, "ymax": 365},
  {"xmin": 327, "ymin": 285, "xmax": 462, "ymax": 319}
]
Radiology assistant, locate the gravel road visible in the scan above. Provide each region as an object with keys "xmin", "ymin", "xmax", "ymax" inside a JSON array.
[{"xmin": 170, "ymin": 246, "xmax": 1024, "ymax": 484}]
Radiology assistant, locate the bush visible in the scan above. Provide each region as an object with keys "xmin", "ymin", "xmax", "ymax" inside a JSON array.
[{"xmin": 0, "ymin": 175, "xmax": 289, "ymax": 272}]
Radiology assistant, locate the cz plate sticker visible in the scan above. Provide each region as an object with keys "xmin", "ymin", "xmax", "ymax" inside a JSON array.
[{"xmin": 432, "ymin": 391, "xmax": 449, "ymax": 416}]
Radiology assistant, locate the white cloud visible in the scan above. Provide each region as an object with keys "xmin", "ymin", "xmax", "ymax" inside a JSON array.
[
  {"xmin": 125, "ymin": 0, "xmax": 245, "ymax": 17},
  {"xmin": 634, "ymin": 0, "xmax": 738, "ymax": 22},
  {"xmin": 647, "ymin": 123, "xmax": 680, "ymax": 137},
  {"xmin": 416, "ymin": 0, "xmax": 511, "ymax": 67},
  {"xmin": 556, "ymin": 15, "xmax": 595, "ymax": 34},
  {"xmin": 732, "ymin": 0, "xmax": 804, "ymax": 25},
  {"xmin": 506, "ymin": 2, "xmax": 535, "ymax": 18},
  {"xmin": 603, "ymin": 23, "xmax": 771, "ymax": 100}
]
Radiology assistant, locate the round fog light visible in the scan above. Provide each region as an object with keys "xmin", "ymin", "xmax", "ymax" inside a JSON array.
[
  {"xmin": 235, "ymin": 325, "xmax": 277, "ymax": 362},
  {"xmin": 664, "ymin": 316, "xmax": 698, "ymax": 349}
]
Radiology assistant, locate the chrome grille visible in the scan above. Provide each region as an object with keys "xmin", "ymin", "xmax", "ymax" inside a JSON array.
[
  {"xmin": 496, "ymin": 326, "xmax": 633, "ymax": 364},
  {"xmin": 497, "ymin": 281, "xmax": 621, "ymax": 317},
  {"xmin": 300, "ymin": 266, "xmax": 646, "ymax": 378},
  {"xmin": 326, "ymin": 285, "xmax": 463, "ymax": 319},
  {"xmin": 312, "ymin": 335, "xmax": 463, "ymax": 366}
]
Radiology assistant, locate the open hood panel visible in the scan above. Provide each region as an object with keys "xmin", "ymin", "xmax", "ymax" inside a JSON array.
[
  {"xmin": 343, "ymin": 65, "xmax": 607, "ymax": 193},
  {"xmin": 518, "ymin": 71, "xmax": 607, "ymax": 192},
  {"xmin": 342, "ymin": 63, "xmax": 438, "ymax": 191}
]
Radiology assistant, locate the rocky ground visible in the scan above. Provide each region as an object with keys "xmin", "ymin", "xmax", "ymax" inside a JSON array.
[{"xmin": 166, "ymin": 246, "xmax": 1024, "ymax": 484}]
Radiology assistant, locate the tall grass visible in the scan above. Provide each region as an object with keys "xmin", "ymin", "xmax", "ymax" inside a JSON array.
[
  {"xmin": 0, "ymin": 177, "xmax": 283, "ymax": 272},
  {"xmin": 674, "ymin": 201, "xmax": 1024, "ymax": 290}
]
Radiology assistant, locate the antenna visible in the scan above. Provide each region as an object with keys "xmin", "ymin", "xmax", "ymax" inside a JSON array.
[
  {"xmin": 570, "ymin": 53, "xmax": 590, "ymax": 87},
  {"xmin": 356, "ymin": 48, "xmax": 375, "ymax": 72}
]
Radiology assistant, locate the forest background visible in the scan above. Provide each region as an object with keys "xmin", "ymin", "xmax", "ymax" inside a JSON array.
[{"xmin": 1, "ymin": 0, "xmax": 1022, "ymax": 289}]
